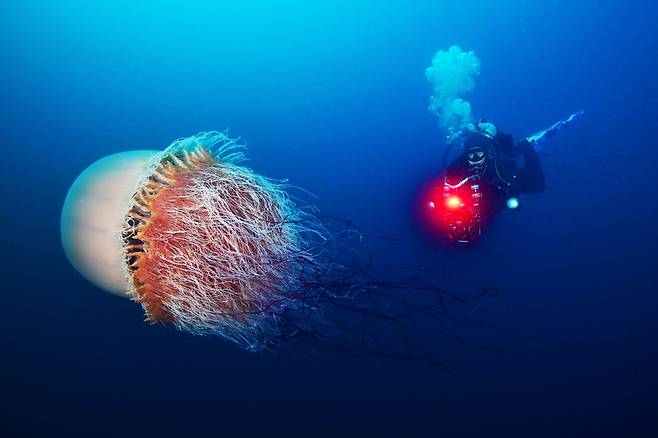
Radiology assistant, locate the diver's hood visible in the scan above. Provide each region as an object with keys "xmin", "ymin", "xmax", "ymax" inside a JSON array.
[{"xmin": 464, "ymin": 131, "xmax": 495, "ymax": 151}]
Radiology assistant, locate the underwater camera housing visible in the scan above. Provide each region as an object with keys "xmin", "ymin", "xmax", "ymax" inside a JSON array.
[{"xmin": 441, "ymin": 174, "xmax": 483, "ymax": 244}]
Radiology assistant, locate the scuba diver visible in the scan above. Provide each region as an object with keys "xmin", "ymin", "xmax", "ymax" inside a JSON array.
[
  {"xmin": 427, "ymin": 111, "xmax": 583, "ymax": 243},
  {"xmin": 446, "ymin": 120, "xmax": 546, "ymax": 221}
]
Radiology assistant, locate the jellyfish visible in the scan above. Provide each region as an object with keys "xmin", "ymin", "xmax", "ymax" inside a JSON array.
[{"xmin": 61, "ymin": 131, "xmax": 494, "ymax": 364}]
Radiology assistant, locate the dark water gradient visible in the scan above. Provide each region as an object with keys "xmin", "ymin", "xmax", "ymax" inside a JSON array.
[{"xmin": 2, "ymin": 1, "xmax": 657, "ymax": 436}]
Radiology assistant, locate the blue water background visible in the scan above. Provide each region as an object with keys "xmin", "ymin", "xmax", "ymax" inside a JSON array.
[{"xmin": 2, "ymin": 1, "xmax": 657, "ymax": 436}]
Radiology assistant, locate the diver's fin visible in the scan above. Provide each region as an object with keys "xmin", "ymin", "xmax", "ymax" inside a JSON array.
[{"xmin": 526, "ymin": 110, "xmax": 584, "ymax": 151}]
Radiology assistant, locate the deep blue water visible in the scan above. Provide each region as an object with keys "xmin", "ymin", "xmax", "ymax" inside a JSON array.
[{"xmin": 3, "ymin": 1, "xmax": 658, "ymax": 436}]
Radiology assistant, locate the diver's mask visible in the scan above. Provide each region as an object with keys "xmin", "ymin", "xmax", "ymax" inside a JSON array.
[{"xmin": 467, "ymin": 147, "xmax": 487, "ymax": 167}]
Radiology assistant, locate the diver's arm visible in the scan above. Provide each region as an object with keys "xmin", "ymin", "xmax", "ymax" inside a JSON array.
[
  {"xmin": 526, "ymin": 110, "xmax": 584, "ymax": 151},
  {"xmin": 515, "ymin": 140, "xmax": 546, "ymax": 194},
  {"xmin": 495, "ymin": 132, "xmax": 518, "ymax": 157}
]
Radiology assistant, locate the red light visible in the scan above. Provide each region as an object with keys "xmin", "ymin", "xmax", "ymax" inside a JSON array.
[{"xmin": 445, "ymin": 195, "xmax": 462, "ymax": 209}]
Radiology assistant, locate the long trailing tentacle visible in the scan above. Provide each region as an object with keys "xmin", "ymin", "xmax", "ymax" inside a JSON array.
[{"xmin": 120, "ymin": 131, "xmax": 501, "ymax": 366}]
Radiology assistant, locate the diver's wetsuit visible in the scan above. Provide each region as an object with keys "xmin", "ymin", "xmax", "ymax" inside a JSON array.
[{"xmin": 446, "ymin": 132, "xmax": 545, "ymax": 221}]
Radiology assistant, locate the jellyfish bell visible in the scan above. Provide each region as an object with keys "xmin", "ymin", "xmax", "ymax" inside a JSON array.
[{"xmin": 61, "ymin": 149, "xmax": 160, "ymax": 297}]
